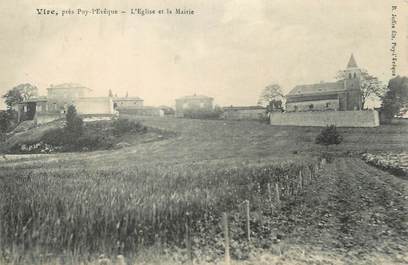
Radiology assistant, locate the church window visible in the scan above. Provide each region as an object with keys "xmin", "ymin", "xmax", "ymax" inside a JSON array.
[
  {"xmin": 326, "ymin": 102, "xmax": 330, "ymax": 108},
  {"xmin": 309, "ymin": 104, "xmax": 314, "ymax": 110},
  {"xmin": 353, "ymin": 73, "xmax": 357, "ymax": 78},
  {"xmin": 349, "ymin": 73, "xmax": 352, "ymax": 79}
]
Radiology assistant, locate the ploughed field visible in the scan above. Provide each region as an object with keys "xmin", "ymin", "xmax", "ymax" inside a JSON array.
[{"xmin": 0, "ymin": 117, "xmax": 408, "ymax": 264}]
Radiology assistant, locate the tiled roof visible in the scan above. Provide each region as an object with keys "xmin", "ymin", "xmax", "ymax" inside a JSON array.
[
  {"xmin": 21, "ymin": 96, "xmax": 48, "ymax": 103},
  {"xmin": 48, "ymin": 83, "xmax": 91, "ymax": 90},
  {"xmin": 113, "ymin": 97, "xmax": 143, "ymax": 101},
  {"xmin": 287, "ymin": 81, "xmax": 344, "ymax": 96},
  {"xmin": 176, "ymin": 95, "xmax": 213, "ymax": 101},
  {"xmin": 347, "ymin": 54, "xmax": 358, "ymax": 68}
]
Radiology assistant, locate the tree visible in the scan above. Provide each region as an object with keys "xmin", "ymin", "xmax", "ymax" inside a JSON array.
[
  {"xmin": 257, "ymin": 84, "xmax": 285, "ymax": 107},
  {"xmin": 0, "ymin": 110, "xmax": 17, "ymax": 133},
  {"xmin": 65, "ymin": 105, "xmax": 83, "ymax": 136},
  {"xmin": 0, "ymin": 111, "xmax": 11, "ymax": 133},
  {"xmin": 2, "ymin": 83, "xmax": 38, "ymax": 109},
  {"xmin": 336, "ymin": 70, "xmax": 385, "ymax": 109},
  {"xmin": 315, "ymin": 125, "xmax": 343, "ymax": 150},
  {"xmin": 381, "ymin": 76, "xmax": 408, "ymax": 123}
]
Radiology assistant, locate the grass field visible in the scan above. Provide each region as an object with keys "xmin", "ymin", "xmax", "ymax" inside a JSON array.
[{"xmin": 1, "ymin": 117, "xmax": 408, "ymax": 264}]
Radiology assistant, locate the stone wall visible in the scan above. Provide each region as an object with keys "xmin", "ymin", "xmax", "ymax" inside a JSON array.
[
  {"xmin": 75, "ymin": 97, "xmax": 114, "ymax": 115},
  {"xmin": 270, "ymin": 110, "xmax": 379, "ymax": 127},
  {"xmin": 222, "ymin": 108, "xmax": 267, "ymax": 120}
]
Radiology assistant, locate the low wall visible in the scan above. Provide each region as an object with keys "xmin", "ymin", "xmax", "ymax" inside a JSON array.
[
  {"xmin": 270, "ymin": 110, "xmax": 379, "ymax": 127},
  {"xmin": 222, "ymin": 109, "xmax": 267, "ymax": 120},
  {"xmin": 75, "ymin": 97, "xmax": 114, "ymax": 115},
  {"xmin": 35, "ymin": 113, "xmax": 64, "ymax": 124}
]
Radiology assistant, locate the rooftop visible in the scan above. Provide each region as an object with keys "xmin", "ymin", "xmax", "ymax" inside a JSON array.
[
  {"xmin": 113, "ymin": 97, "xmax": 143, "ymax": 101},
  {"xmin": 20, "ymin": 96, "xmax": 48, "ymax": 103},
  {"xmin": 347, "ymin": 53, "xmax": 358, "ymax": 68},
  {"xmin": 287, "ymin": 81, "xmax": 345, "ymax": 97},
  {"xmin": 176, "ymin": 94, "xmax": 213, "ymax": 101},
  {"xmin": 47, "ymin": 83, "xmax": 92, "ymax": 91}
]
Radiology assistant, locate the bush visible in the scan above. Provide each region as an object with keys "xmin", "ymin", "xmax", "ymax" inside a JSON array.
[
  {"xmin": 76, "ymin": 135, "xmax": 115, "ymax": 151},
  {"xmin": 112, "ymin": 119, "xmax": 147, "ymax": 136},
  {"xmin": 315, "ymin": 125, "xmax": 343, "ymax": 150},
  {"xmin": 41, "ymin": 128, "xmax": 68, "ymax": 147}
]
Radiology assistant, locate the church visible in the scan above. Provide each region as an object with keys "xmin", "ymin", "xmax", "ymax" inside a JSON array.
[{"xmin": 286, "ymin": 54, "xmax": 363, "ymax": 112}]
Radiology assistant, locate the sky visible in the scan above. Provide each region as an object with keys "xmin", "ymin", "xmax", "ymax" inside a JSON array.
[{"xmin": 0, "ymin": 0, "xmax": 407, "ymax": 109}]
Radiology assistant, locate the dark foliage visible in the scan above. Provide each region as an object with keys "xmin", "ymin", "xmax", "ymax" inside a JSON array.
[
  {"xmin": 381, "ymin": 76, "xmax": 408, "ymax": 123},
  {"xmin": 315, "ymin": 125, "xmax": 343, "ymax": 148},
  {"xmin": 2, "ymin": 83, "xmax": 38, "ymax": 109},
  {"xmin": 65, "ymin": 105, "xmax": 84, "ymax": 136},
  {"xmin": 0, "ymin": 110, "xmax": 18, "ymax": 133},
  {"xmin": 112, "ymin": 119, "xmax": 147, "ymax": 136}
]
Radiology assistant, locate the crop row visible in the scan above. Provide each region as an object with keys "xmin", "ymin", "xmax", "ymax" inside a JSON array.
[
  {"xmin": 0, "ymin": 159, "xmax": 319, "ymax": 259},
  {"xmin": 361, "ymin": 152, "xmax": 408, "ymax": 176}
]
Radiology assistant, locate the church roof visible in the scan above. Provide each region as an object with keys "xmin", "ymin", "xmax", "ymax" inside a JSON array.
[
  {"xmin": 347, "ymin": 54, "xmax": 358, "ymax": 68},
  {"xmin": 287, "ymin": 81, "xmax": 344, "ymax": 97}
]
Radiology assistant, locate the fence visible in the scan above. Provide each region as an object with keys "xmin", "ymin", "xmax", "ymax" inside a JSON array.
[{"xmin": 183, "ymin": 163, "xmax": 322, "ymax": 264}]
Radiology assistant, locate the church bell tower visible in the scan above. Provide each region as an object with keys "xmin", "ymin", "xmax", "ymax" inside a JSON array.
[
  {"xmin": 343, "ymin": 53, "xmax": 363, "ymax": 110},
  {"xmin": 344, "ymin": 53, "xmax": 361, "ymax": 90}
]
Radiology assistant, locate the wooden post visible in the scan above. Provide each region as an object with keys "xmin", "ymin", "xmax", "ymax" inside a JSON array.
[
  {"xmin": 223, "ymin": 212, "xmax": 231, "ymax": 265},
  {"xmin": 245, "ymin": 200, "xmax": 250, "ymax": 242},
  {"xmin": 185, "ymin": 220, "xmax": 192, "ymax": 264},
  {"xmin": 267, "ymin": 183, "xmax": 273, "ymax": 208},
  {"xmin": 299, "ymin": 170, "xmax": 303, "ymax": 191},
  {"xmin": 275, "ymin": 183, "xmax": 280, "ymax": 208}
]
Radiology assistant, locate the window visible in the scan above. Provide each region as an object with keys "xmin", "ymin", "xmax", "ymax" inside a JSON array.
[
  {"xmin": 349, "ymin": 73, "xmax": 352, "ymax": 79},
  {"xmin": 353, "ymin": 73, "xmax": 357, "ymax": 78},
  {"xmin": 326, "ymin": 102, "xmax": 330, "ymax": 108},
  {"xmin": 294, "ymin": 105, "xmax": 298, "ymax": 111},
  {"xmin": 309, "ymin": 104, "xmax": 314, "ymax": 110}
]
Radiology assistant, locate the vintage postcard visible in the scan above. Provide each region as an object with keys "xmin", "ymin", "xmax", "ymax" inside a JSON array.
[{"xmin": 0, "ymin": 1, "xmax": 408, "ymax": 264}]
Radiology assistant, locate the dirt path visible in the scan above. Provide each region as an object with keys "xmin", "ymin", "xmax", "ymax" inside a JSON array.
[{"xmin": 280, "ymin": 157, "xmax": 408, "ymax": 260}]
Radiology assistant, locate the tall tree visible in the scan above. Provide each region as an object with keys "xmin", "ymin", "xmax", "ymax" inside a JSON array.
[
  {"xmin": 65, "ymin": 105, "xmax": 84, "ymax": 136},
  {"xmin": 381, "ymin": 76, "xmax": 408, "ymax": 123},
  {"xmin": 336, "ymin": 69, "xmax": 385, "ymax": 109},
  {"xmin": 257, "ymin": 84, "xmax": 284, "ymax": 107},
  {"xmin": 2, "ymin": 83, "xmax": 38, "ymax": 109}
]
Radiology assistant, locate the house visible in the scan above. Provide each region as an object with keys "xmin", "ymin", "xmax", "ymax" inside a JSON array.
[
  {"xmin": 286, "ymin": 54, "xmax": 362, "ymax": 112},
  {"xmin": 175, "ymin": 94, "xmax": 214, "ymax": 117},
  {"xmin": 222, "ymin": 106, "xmax": 267, "ymax": 120},
  {"xmin": 16, "ymin": 83, "xmax": 114, "ymax": 124},
  {"xmin": 113, "ymin": 96, "xmax": 144, "ymax": 109}
]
